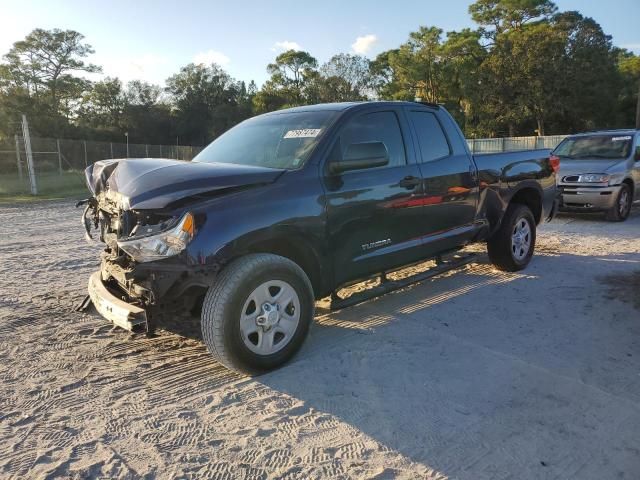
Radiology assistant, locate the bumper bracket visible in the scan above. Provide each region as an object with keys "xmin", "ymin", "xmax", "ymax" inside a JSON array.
[{"xmin": 88, "ymin": 272, "xmax": 148, "ymax": 332}]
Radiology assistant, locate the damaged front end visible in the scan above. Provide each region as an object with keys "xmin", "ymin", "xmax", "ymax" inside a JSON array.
[
  {"xmin": 79, "ymin": 157, "xmax": 284, "ymax": 333},
  {"xmin": 81, "ymin": 193, "xmax": 193, "ymax": 333}
]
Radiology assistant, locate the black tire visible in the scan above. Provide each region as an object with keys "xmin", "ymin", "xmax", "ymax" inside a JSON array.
[
  {"xmin": 201, "ymin": 253, "xmax": 314, "ymax": 375},
  {"xmin": 605, "ymin": 183, "xmax": 632, "ymax": 222},
  {"xmin": 487, "ymin": 204, "xmax": 536, "ymax": 272}
]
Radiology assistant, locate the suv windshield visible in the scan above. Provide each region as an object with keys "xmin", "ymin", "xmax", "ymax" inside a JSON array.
[
  {"xmin": 553, "ymin": 134, "xmax": 633, "ymax": 160},
  {"xmin": 193, "ymin": 111, "xmax": 338, "ymax": 169}
]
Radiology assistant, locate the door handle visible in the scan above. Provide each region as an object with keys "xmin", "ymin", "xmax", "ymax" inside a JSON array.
[{"xmin": 399, "ymin": 175, "xmax": 421, "ymax": 189}]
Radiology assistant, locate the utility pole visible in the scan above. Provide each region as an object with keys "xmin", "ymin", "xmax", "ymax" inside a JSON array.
[
  {"xmin": 57, "ymin": 139, "xmax": 63, "ymax": 174},
  {"xmin": 21, "ymin": 114, "xmax": 38, "ymax": 195},
  {"xmin": 125, "ymin": 132, "xmax": 129, "ymax": 157},
  {"xmin": 14, "ymin": 134, "xmax": 23, "ymax": 181}
]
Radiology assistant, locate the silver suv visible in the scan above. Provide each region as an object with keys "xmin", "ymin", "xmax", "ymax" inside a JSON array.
[{"xmin": 554, "ymin": 130, "xmax": 640, "ymax": 221}]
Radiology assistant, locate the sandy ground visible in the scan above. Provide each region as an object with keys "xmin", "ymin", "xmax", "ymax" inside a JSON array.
[{"xmin": 1, "ymin": 200, "xmax": 639, "ymax": 480}]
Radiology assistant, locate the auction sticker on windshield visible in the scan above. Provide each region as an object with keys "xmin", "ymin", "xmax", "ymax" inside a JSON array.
[
  {"xmin": 612, "ymin": 136, "xmax": 632, "ymax": 141},
  {"xmin": 284, "ymin": 129, "xmax": 322, "ymax": 138}
]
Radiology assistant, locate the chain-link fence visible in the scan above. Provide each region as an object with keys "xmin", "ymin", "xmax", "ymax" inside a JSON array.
[{"xmin": 0, "ymin": 136, "xmax": 203, "ymax": 199}]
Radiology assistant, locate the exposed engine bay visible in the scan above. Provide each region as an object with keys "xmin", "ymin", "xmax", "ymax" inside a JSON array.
[{"xmin": 80, "ymin": 195, "xmax": 163, "ymax": 306}]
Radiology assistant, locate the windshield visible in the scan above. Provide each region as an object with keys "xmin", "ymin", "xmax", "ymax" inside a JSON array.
[
  {"xmin": 193, "ymin": 110, "xmax": 338, "ymax": 169},
  {"xmin": 553, "ymin": 135, "xmax": 633, "ymax": 160}
]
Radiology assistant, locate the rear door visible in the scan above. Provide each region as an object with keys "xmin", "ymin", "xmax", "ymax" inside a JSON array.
[
  {"xmin": 323, "ymin": 107, "xmax": 427, "ymax": 285},
  {"xmin": 405, "ymin": 107, "xmax": 478, "ymax": 252}
]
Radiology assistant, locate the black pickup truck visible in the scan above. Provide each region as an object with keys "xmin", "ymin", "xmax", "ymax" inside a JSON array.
[{"xmin": 82, "ymin": 101, "xmax": 558, "ymax": 374}]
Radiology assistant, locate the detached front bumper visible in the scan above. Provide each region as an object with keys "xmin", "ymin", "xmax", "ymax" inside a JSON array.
[
  {"xmin": 558, "ymin": 184, "xmax": 621, "ymax": 211},
  {"xmin": 88, "ymin": 272, "xmax": 148, "ymax": 332}
]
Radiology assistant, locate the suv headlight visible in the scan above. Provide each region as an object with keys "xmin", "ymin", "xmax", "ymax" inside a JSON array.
[
  {"xmin": 118, "ymin": 212, "xmax": 195, "ymax": 262},
  {"xmin": 578, "ymin": 173, "xmax": 609, "ymax": 183}
]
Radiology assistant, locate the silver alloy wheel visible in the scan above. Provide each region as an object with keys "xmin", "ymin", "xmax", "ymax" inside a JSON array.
[
  {"xmin": 511, "ymin": 218, "xmax": 531, "ymax": 261},
  {"xmin": 619, "ymin": 189, "xmax": 629, "ymax": 216},
  {"xmin": 239, "ymin": 280, "xmax": 301, "ymax": 355}
]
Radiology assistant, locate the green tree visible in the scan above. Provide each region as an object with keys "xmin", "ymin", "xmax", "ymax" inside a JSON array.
[
  {"xmin": 266, "ymin": 50, "xmax": 317, "ymax": 101},
  {"xmin": 254, "ymin": 50, "xmax": 318, "ymax": 111},
  {"xmin": 467, "ymin": 0, "xmax": 561, "ymax": 135},
  {"xmin": 617, "ymin": 50, "xmax": 640, "ymax": 127},
  {"xmin": 2, "ymin": 28, "xmax": 99, "ymax": 113},
  {"xmin": 477, "ymin": 22, "xmax": 566, "ymax": 136},
  {"xmin": 125, "ymin": 80, "xmax": 162, "ymax": 107},
  {"xmin": 372, "ymin": 26, "xmax": 485, "ymax": 131},
  {"xmin": 122, "ymin": 81, "xmax": 173, "ymax": 145},
  {"xmin": 439, "ymin": 29, "xmax": 486, "ymax": 131},
  {"xmin": 385, "ymin": 26, "xmax": 445, "ymax": 102},
  {"xmin": 305, "ymin": 73, "xmax": 366, "ymax": 103},
  {"xmin": 549, "ymin": 11, "xmax": 620, "ymax": 132},
  {"xmin": 320, "ymin": 53, "xmax": 372, "ymax": 98},
  {"xmin": 370, "ymin": 50, "xmax": 399, "ymax": 99},
  {"xmin": 77, "ymin": 77, "xmax": 126, "ymax": 134},
  {"xmin": 166, "ymin": 63, "xmax": 249, "ymax": 144},
  {"xmin": 470, "ymin": 0, "xmax": 557, "ymax": 38}
]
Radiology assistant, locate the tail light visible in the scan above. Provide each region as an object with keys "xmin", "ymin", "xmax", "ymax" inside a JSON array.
[{"xmin": 549, "ymin": 155, "xmax": 560, "ymax": 173}]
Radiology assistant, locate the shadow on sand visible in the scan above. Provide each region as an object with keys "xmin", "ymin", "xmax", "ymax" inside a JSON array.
[{"xmin": 147, "ymin": 248, "xmax": 640, "ymax": 479}]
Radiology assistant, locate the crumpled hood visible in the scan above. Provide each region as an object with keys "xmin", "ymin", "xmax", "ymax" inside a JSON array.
[
  {"xmin": 559, "ymin": 158, "xmax": 625, "ymax": 177},
  {"xmin": 85, "ymin": 158, "xmax": 285, "ymax": 209}
]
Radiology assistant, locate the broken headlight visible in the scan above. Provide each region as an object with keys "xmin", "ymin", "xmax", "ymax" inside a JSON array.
[{"xmin": 117, "ymin": 212, "xmax": 195, "ymax": 263}]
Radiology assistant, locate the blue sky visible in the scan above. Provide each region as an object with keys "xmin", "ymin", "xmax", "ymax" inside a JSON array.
[{"xmin": 1, "ymin": 0, "xmax": 638, "ymax": 87}]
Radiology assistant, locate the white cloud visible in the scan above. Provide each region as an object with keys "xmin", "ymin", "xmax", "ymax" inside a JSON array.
[
  {"xmin": 351, "ymin": 34, "xmax": 377, "ymax": 55},
  {"xmin": 193, "ymin": 49, "xmax": 230, "ymax": 67},
  {"xmin": 272, "ymin": 40, "xmax": 302, "ymax": 52},
  {"xmin": 86, "ymin": 53, "xmax": 170, "ymax": 84},
  {"xmin": 0, "ymin": 19, "xmax": 29, "ymax": 57}
]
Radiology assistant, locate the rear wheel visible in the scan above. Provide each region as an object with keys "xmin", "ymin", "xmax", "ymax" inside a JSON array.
[
  {"xmin": 487, "ymin": 204, "xmax": 536, "ymax": 272},
  {"xmin": 605, "ymin": 184, "xmax": 632, "ymax": 222},
  {"xmin": 201, "ymin": 254, "xmax": 314, "ymax": 375}
]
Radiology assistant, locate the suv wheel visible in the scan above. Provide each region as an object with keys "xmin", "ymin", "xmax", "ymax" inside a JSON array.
[
  {"xmin": 201, "ymin": 254, "xmax": 314, "ymax": 375},
  {"xmin": 605, "ymin": 184, "xmax": 632, "ymax": 222},
  {"xmin": 487, "ymin": 204, "xmax": 536, "ymax": 272}
]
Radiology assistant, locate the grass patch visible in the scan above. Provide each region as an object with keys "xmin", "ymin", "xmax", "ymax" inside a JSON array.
[{"xmin": 0, "ymin": 171, "xmax": 88, "ymax": 203}]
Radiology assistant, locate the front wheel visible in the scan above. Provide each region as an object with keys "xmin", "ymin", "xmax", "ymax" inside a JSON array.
[
  {"xmin": 201, "ymin": 254, "xmax": 314, "ymax": 375},
  {"xmin": 605, "ymin": 184, "xmax": 632, "ymax": 222},
  {"xmin": 487, "ymin": 204, "xmax": 536, "ymax": 272}
]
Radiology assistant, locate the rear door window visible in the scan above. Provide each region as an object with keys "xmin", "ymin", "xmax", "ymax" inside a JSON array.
[{"xmin": 409, "ymin": 111, "xmax": 451, "ymax": 162}]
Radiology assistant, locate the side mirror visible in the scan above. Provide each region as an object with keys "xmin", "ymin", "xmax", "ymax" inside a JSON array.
[
  {"xmin": 330, "ymin": 141, "xmax": 389, "ymax": 174},
  {"xmin": 635, "ymin": 147, "xmax": 640, "ymax": 162}
]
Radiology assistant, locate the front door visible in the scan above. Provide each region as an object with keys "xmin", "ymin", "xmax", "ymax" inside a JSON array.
[{"xmin": 323, "ymin": 108, "xmax": 427, "ymax": 286}]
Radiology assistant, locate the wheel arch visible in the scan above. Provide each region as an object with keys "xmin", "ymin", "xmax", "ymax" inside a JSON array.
[
  {"xmin": 622, "ymin": 177, "xmax": 634, "ymax": 198},
  {"xmin": 241, "ymin": 235, "xmax": 329, "ymax": 299},
  {"xmin": 508, "ymin": 185, "xmax": 543, "ymax": 225}
]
